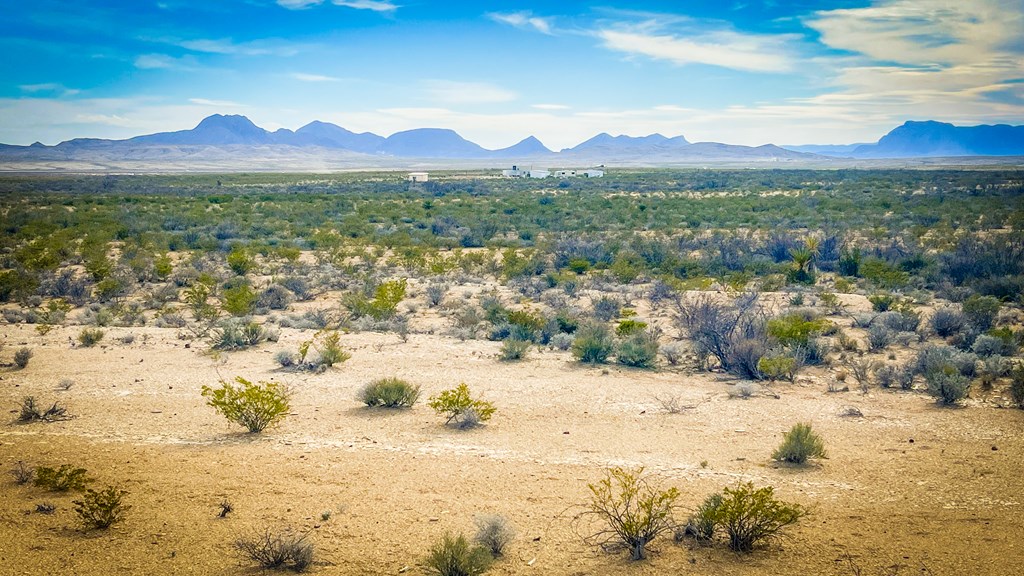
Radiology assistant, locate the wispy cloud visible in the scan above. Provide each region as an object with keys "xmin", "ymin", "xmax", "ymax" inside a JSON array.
[
  {"xmin": 189, "ymin": 98, "xmax": 245, "ymax": 107},
  {"xmin": 421, "ymin": 80, "xmax": 518, "ymax": 104},
  {"xmin": 532, "ymin": 103, "xmax": 570, "ymax": 110},
  {"xmin": 487, "ymin": 11, "xmax": 554, "ymax": 34},
  {"xmin": 596, "ymin": 24, "xmax": 796, "ymax": 73},
  {"xmin": 19, "ymin": 83, "xmax": 80, "ymax": 97},
  {"xmin": 277, "ymin": 0, "xmax": 398, "ymax": 12},
  {"xmin": 291, "ymin": 72, "xmax": 341, "ymax": 82},
  {"xmin": 133, "ymin": 53, "xmax": 200, "ymax": 71}
]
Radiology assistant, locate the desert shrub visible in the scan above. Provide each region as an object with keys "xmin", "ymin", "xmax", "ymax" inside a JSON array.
[
  {"xmin": 915, "ymin": 344, "xmax": 977, "ymax": 378},
  {"xmin": 235, "ymin": 528, "xmax": 314, "ymax": 572},
  {"xmin": 615, "ymin": 319, "xmax": 648, "ymax": 337},
  {"xmin": 835, "ymin": 330, "xmax": 860, "ymax": 353},
  {"xmin": 424, "ymin": 533, "xmax": 492, "ymax": 576},
  {"xmin": 846, "ymin": 357, "xmax": 877, "ymax": 393},
  {"xmin": 201, "ymin": 376, "xmax": 291, "ymax": 433},
  {"xmin": 314, "ymin": 331, "xmax": 351, "ymax": 367},
  {"xmin": 428, "ymin": 383, "xmax": 495, "ymax": 428},
  {"xmin": 660, "ymin": 342, "xmax": 686, "ymax": 366},
  {"xmin": 222, "ymin": 284, "xmax": 257, "ymax": 316},
  {"xmin": 767, "ymin": 313, "xmax": 831, "ymax": 347},
  {"xmin": 14, "ymin": 344, "xmax": 33, "ymax": 366},
  {"xmin": 711, "ymin": 482, "xmax": 806, "ymax": 552},
  {"xmin": 212, "ymin": 320, "xmax": 272, "ymax": 350},
  {"xmin": 11, "ymin": 460, "xmax": 33, "ymax": 485},
  {"xmin": 772, "ymin": 423, "xmax": 827, "ymax": 464},
  {"xmin": 757, "ymin": 355, "xmax": 797, "ymax": 382},
  {"xmin": 866, "ymin": 324, "xmax": 891, "ymax": 352},
  {"xmin": 682, "ymin": 493, "xmax": 722, "ymax": 543},
  {"xmin": 867, "ymin": 294, "xmax": 896, "ymax": 312},
  {"xmin": 931, "ymin": 307, "xmax": 966, "ymax": 337},
  {"xmin": 794, "ymin": 336, "xmax": 829, "ymax": 366},
  {"xmin": 426, "ymin": 283, "xmax": 449, "ymax": 307},
  {"xmin": 77, "ymin": 327, "xmax": 105, "ymax": 347},
  {"xmin": 876, "ymin": 310, "xmax": 920, "ymax": 333},
  {"xmin": 549, "ymin": 333, "xmax": 573, "ymax": 351},
  {"xmin": 73, "ymin": 486, "xmax": 130, "ymax": 530},
  {"xmin": 962, "ymin": 295, "xmax": 1000, "ymax": 331},
  {"xmin": 345, "ymin": 279, "xmax": 407, "ymax": 320},
  {"xmin": 582, "ymin": 467, "xmax": 679, "ymax": 561},
  {"xmin": 34, "ymin": 464, "xmax": 89, "ymax": 492},
  {"xmin": 571, "ymin": 323, "xmax": 615, "ymax": 364},
  {"xmin": 474, "ymin": 514, "xmax": 515, "ymax": 556},
  {"xmin": 925, "ymin": 367, "xmax": 970, "ymax": 405},
  {"xmin": 1010, "ymin": 364, "xmax": 1024, "ymax": 408},
  {"xmin": 972, "ymin": 335, "xmax": 1008, "ymax": 357},
  {"xmin": 259, "ymin": 284, "xmax": 293, "ymax": 310},
  {"xmin": 227, "ymin": 247, "xmax": 256, "ymax": 276},
  {"xmin": 281, "ymin": 277, "xmax": 312, "ymax": 301},
  {"xmin": 675, "ymin": 293, "xmax": 767, "ymax": 378},
  {"xmin": 979, "ymin": 355, "xmax": 1008, "ymax": 387},
  {"xmin": 275, "ymin": 350, "xmax": 297, "ymax": 368},
  {"xmin": 616, "ymin": 331, "xmax": 659, "ymax": 369},
  {"xmin": 875, "ymin": 364, "xmax": 914, "ymax": 390},
  {"xmin": 851, "ymin": 313, "xmax": 876, "ymax": 328},
  {"xmin": 357, "ymin": 377, "xmax": 421, "ymax": 408},
  {"xmin": 498, "ymin": 338, "xmax": 531, "ymax": 361},
  {"xmin": 18, "ymin": 396, "xmax": 69, "ymax": 422},
  {"xmin": 592, "ymin": 296, "xmax": 621, "ymax": 322}
]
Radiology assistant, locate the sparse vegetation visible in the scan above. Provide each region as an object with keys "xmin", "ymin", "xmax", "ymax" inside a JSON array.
[
  {"xmin": 34, "ymin": 464, "xmax": 90, "ymax": 492},
  {"xmin": 571, "ymin": 323, "xmax": 615, "ymax": 364},
  {"xmin": 423, "ymin": 533, "xmax": 492, "ymax": 576},
  {"xmin": 11, "ymin": 460, "xmax": 33, "ymax": 485},
  {"xmin": 73, "ymin": 485, "xmax": 130, "ymax": 530},
  {"xmin": 772, "ymin": 423, "xmax": 827, "ymax": 464},
  {"xmin": 711, "ymin": 482, "xmax": 806, "ymax": 552},
  {"xmin": 13, "ymin": 347, "xmax": 32, "ymax": 368},
  {"xmin": 473, "ymin": 514, "xmax": 515, "ymax": 556},
  {"xmin": 581, "ymin": 467, "xmax": 680, "ymax": 561},
  {"xmin": 428, "ymin": 383, "xmax": 496, "ymax": 428},
  {"xmin": 201, "ymin": 376, "xmax": 291, "ymax": 433},
  {"xmin": 357, "ymin": 377, "xmax": 421, "ymax": 408},
  {"xmin": 235, "ymin": 528, "xmax": 314, "ymax": 572},
  {"xmin": 17, "ymin": 396, "xmax": 70, "ymax": 422}
]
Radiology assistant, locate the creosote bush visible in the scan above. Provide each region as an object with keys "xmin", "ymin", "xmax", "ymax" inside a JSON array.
[
  {"xmin": 571, "ymin": 323, "xmax": 615, "ymax": 364},
  {"xmin": 772, "ymin": 423, "xmax": 827, "ymax": 464},
  {"xmin": 581, "ymin": 467, "xmax": 679, "ymax": 561},
  {"xmin": 424, "ymin": 532, "xmax": 492, "ymax": 576},
  {"xmin": 357, "ymin": 377, "xmax": 421, "ymax": 408},
  {"xmin": 428, "ymin": 383, "xmax": 495, "ymax": 428},
  {"xmin": 73, "ymin": 485, "xmax": 130, "ymax": 530},
  {"xmin": 201, "ymin": 376, "xmax": 291, "ymax": 433},
  {"xmin": 711, "ymin": 482, "xmax": 806, "ymax": 552},
  {"xmin": 34, "ymin": 464, "xmax": 90, "ymax": 492},
  {"xmin": 474, "ymin": 514, "xmax": 516, "ymax": 556},
  {"xmin": 616, "ymin": 331, "xmax": 659, "ymax": 369},
  {"xmin": 77, "ymin": 327, "xmax": 105, "ymax": 347},
  {"xmin": 498, "ymin": 338, "xmax": 531, "ymax": 361},
  {"xmin": 235, "ymin": 528, "xmax": 314, "ymax": 572},
  {"xmin": 682, "ymin": 493, "xmax": 723, "ymax": 544},
  {"xmin": 14, "ymin": 347, "xmax": 33, "ymax": 369}
]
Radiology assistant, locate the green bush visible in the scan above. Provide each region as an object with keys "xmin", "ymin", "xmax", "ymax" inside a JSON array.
[
  {"xmin": 683, "ymin": 493, "xmax": 723, "ymax": 543},
  {"xmin": 767, "ymin": 313, "xmax": 831, "ymax": 347},
  {"xmin": 963, "ymin": 295, "xmax": 1000, "ymax": 331},
  {"xmin": 428, "ymin": 383, "xmax": 496, "ymax": 428},
  {"xmin": 201, "ymin": 376, "xmax": 291, "ymax": 433},
  {"xmin": 583, "ymin": 467, "xmax": 679, "ymax": 561},
  {"xmin": 571, "ymin": 323, "xmax": 615, "ymax": 364},
  {"xmin": 925, "ymin": 367, "xmax": 970, "ymax": 405},
  {"xmin": 227, "ymin": 247, "xmax": 256, "ymax": 276},
  {"xmin": 757, "ymin": 355, "xmax": 797, "ymax": 382},
  {"xmin": 711, "ymin": 482, "xmax": 806, "ymax": 552},
  {"xmin": 772, "ymin": 423, "xmax": 827, "ymax": 464},
  {"xmin": 78, "ymin": 327, "xmax": 105, "ymax": 347},
  {"xmin": 34, "ymin": 464, "xmax": 90, "ymax": 492},
  {"xmin": 424, "ymin": 533, "xmax": 492, "ymax": 576},
  {"xmin": 212, "ymin": 321, "xmax": 271, "ymax": 350},
  {"xmin": 616, "ymin": 332, "xmax": 659, "ymax": 368},
  {"xmin": 315, "ymin": 331, "xmax": 351, "ymax": 367},
  {"xmin": 73, "ymin": 485, "xmax": 130, "ymax": 530},
  {"xmin": 357, "ymin": 377, "xmax": 420, "ymax": 408},
  {"xmin": 615, "ymin": 319, "xmax": 648, "ymax": 337},
  {"xmin": 867, "ymin": 293, "xmax": 896, "ymax": 312},
  {"xmin": 498, "ymin": 338, "xmax": 531, "ymax": 361},
  {"xmin": 1010, "ymin": 364, "xmax": 1024, "ymax": 408},
  {"xmin": 222, "ymin": 284, "xmax": 257, "ymax": 316}
]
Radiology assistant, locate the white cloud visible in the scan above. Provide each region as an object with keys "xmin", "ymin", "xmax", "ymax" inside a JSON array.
[
  {"xmin": 291, "ymin": 72, "xmax": 341, "ymax": 82},
  {"xmin": 596, "ymin": 27, "xmax": 795, "ymax": 72},
  {"xmin": 133, "ymin": 53, "xmax": 200, "ymax": 70},
  {"xmin": 488, "ymin": 11, "xmax": 554, "ymax": 34},
  {"xmin": 421, "ymin": 80, "xmax": 518, "ymax": 104},
  {"xmin": 189, "ymin": 98, "xmax": 245, "ymax": 107},
  {"xmin": 19, "ymin": 83, "xmax": 80, "ymax": 97},
  {"xmin": 532, "ymin": 104, "xmax": 570, "ymax": 110},
  {"xmin": 277, "ymin": 0, "xmax": 398, "ymax": 11}
]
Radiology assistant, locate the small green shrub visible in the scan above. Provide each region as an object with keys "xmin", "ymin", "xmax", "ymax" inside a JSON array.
[
  {"xmin": 357, "ymin": 377, "xmax": 421, "ymax": 408},
  {"xmin": 616, "ymin": 332, "xmax": 659, "ymax": 368},
  {"xmin": 315, "ymin": 331, "xmax": 350, "ymax": 367},
  {"xmin": 78, "ymin": 328, "xmax": 105, "ymax": 347},
  {"xmin": 474, "ymin": 514, "xmax": 515, "ymax": 556},
  {"xmin": 18, "ymin": 396, "xmax": 69, "ymax": 422},
  {"xmin": 592, "ymin": 296, "xmax": 621, "ymax": 322},
  {"xmin": 222, "ymin": 284, "xmax": 257, "ymax": 316},
  {"xmin": 711, "ymin": 482, "xmax": 806, "ymax": 552},
  {"xmin": 498, "ymin": 338, "xmax": 531, "ymax": 361},
  {"xmin": 962, "ymin": 295, "xmax": 1000, "ymax": 331},
  {"xmin": 615, "ymin": 319, "xmax": 648, "ymax": 337},
  {"xmin": 682, "ymin": 493, "xmax": 722, "ymax": 543},
  {"xmin": 73, "ymin": 485, "xmax": 130, "ymax": 530},
  {"xmin": 571, "ymin": 323, "xmax": 615, "ymax": 364},
  {"xmin": 201, "ymin": 376, "xmax": 291, "ymax": 433},
  {"xmin": 772, "ymin": 423, "xmax": 827, "ymax": 464},
  {"xmin": 424, "ymin": 533, "xmax": 492, "ymax": 576},
  {"xmin": 428, "ymin": 383, "xmax": 496, "ymax": 428},
  {"xmin": 13, "ymin": 347, "xmax": 32, "ymax": 369},
  {"xmin": 212, "ymin": 321, "xmax": 272, "ymax": 350},
  {"xmin": 1010, "ymin": 364, "xmax": 1024, "ymax": 408},
  {"xmin": 582, "ymin": 467, "xmax": 679, "ymax": 561},
  {"xmin": 34, "ymin": 464, "xmax": 90, "ymax": 492},
  {"xmin": 757, "ymin": 355, "xmax": 797, "ymax": 382},
  {"xmin": 925, "ymin": 367, "xmax": 970, "ymax": 405},
  {"xmin": 235, "ymin": 528, "xmax": 314, "ymax": 572},
  {"xmin": 867, "ymin": 293, "xmax": 896, "ymax": 312},
  {"xmin": 227, "ymin": 247, "xmax": 256, "ymax": 276},
  {"xmin": 767, "ymin": 313, "xmax": 831, "ymax": 347}
]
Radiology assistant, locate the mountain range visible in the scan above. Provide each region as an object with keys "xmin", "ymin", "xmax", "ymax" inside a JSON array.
[{"xmin": 1, "ymin": 115, "xmax": 1022, "ymax": 171}]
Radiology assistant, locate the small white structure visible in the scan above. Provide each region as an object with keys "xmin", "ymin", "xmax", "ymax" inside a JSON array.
[
  {"xmin": 554, "ymin": 169, "xmax": 577, "ymax": 178},
  {"xmin": 581, "ymin": 169, "xmax": 604, "ymax": 178},
  {"xmin": 408, "ymin": 172, "xmax": 429, "ymax": 183},
  {"xmin": 502, "ymin": 165, "xmax": 550, "ymax": 178}
]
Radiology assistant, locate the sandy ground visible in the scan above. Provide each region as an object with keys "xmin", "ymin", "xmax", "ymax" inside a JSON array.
[{"xmin": 1, "ymin": 318, "xmax": 1023, "ymax": 576}]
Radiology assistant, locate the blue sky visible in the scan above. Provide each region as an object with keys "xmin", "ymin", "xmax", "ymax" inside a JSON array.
[{"xmin": 2, "ymin": 0, "xmax": 1022, "ymax": 148}]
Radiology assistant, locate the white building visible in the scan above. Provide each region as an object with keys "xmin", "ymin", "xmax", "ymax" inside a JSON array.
[
  {"xmin": 502, "ymin": 165, "xmax": 550, "ymax": 178},
  {"xmin": 407, "ymin": 172, "xmax": 429, "ymax": 182},
  {"xmin": 554, "ymin": 169, "xmax": 577, "ymax": 178},
  {"xmin": 581, "ymin": 169, "xmax": 604, "ymax": 177}
]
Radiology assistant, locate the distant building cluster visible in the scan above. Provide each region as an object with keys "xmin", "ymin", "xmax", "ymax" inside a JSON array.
[
  {"xmin": 407, "ymin": 172, "xmax": 429, "ymax": 182},
  {"xmin": 502, "ymin": 165, "xmax": 604, "ymax": 179}
]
